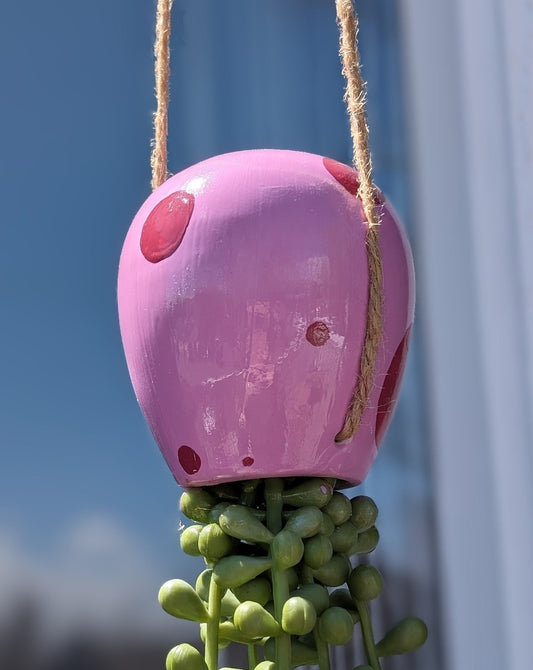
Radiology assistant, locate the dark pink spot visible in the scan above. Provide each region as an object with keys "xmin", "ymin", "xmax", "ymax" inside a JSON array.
[
  {"xmin": 323, "ymin": 157, "xmax": 385, "ymax": 207},
  {"xmin": 178, "ymin": 445, "xmax": 201, "ymax": 475},
  {"xmin": 306, "ymin": 321, "xmax": 330, "ymax": 347},
  {"xmin": 242, "ymin": 457, "xmax": 254, "ymax": 467},
  {"xmin": 374, "ymin": 187, "xmax": 385, "ymax": 205},
  {"xmin": 375, "ymin": 327, "xmax": 412, "ymax": 445},
  {"xmin": 140, "ymin": 191, "xmax": 195, "ymax": 263},
  {"xmin": 323, "ymin": 157, "xmax": 360, "ymax": 196}
]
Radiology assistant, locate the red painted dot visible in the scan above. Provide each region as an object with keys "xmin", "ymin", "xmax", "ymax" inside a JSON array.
[
  {"xmin": 323, "ymin": 156, "xmax": 385, "ymax": 206},
  {"xmin": 178, "ymin": 445, "xmax": 202, "ymax": 475},
  {"xmin": 375, "ymin": 327, "xmax": 412, "ymax": 445},
  {"xmin": 140, "ymin": 191, "xmax": 195, "ymax": 263},
  {"xmin": 242, "ymin": 457, "xmax": 254, "ymax": 467},
  {"xmin": 306, "ymin": 321, "xmax": 330, "ymax": 347},
  {"xmin": 374, "ymin": 186, "xmax": 385, "ymax": 205},
  {"xmin": 323, "ymin": 157, "xmax": 360, "ymax": 196}
]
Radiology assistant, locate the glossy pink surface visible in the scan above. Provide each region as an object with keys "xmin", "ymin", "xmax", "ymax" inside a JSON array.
[{"xmin": 118, "ymin": 150, "xmax": 414, "ymax": 487}]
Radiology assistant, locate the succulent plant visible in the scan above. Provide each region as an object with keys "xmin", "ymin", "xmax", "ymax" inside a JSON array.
[{"xmin": 159, "ymin": 478, "xmax": 426, "ymax": 670}]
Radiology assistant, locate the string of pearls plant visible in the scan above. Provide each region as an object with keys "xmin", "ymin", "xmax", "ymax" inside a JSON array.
[{"xmin": 160, "ymin": 477, "xmax": 427, "ymax": 670}]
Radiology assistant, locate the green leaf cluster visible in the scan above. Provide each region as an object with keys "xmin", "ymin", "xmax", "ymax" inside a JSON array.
[{"xmin": 159, "ymin": 478, "xmax": 426, "ymax": 670}]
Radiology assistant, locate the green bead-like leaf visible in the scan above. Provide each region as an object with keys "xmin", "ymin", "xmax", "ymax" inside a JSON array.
[
  {"xmin": 349, "ymin": 496, "xmax": 378, "ymax": 532},
  {"xmin": 166, "ymin": 643, "xmax": 208, "ymax": 670},
  {"xmin": 303, "ymin": 534, "xmax": 333, "ymax": 569},
  {"xmin": 330, "ymin": 521, "xmax": 359, "ymax": 553},
  {"xmin": 219, "ymin": 621, "xmax": 260, "ymax": 644},
  {"xmin": 198, "ymin": 523, "xmax": 234, "ymax": 561},
  {"xmin": 211, "ymin": 482, "xmax": 241, "ymax": 501},
  {"xmin": 281, "ymin": 596, "xmax": 317, "ymax": 636},
  {"xmin": 264, "ymin": 638, "xmax": 318, "ymax": 667},
  {"xmin": 254, "ymin": 662, "xmax": 277, "ymax": 670},
  {"xmin": 179, "ymin": 525, "xmax": 204, "ymax": 556},
  {"xmin": 350, "ymin": 526, "xmax": 379, "ymax": 555},
  {"xmin": 207, "ymin": 502, "xmax": 231, "ymax": 523},
  {"xmin": 348, "ymin": 565, "xmax": 383, "ymax": 601},
  {"xmin": 318, "ymin": 607, "xmax": 354, "ymax": 645},
  {"xmin": 284, "ymin": 505, "xmax": 323, "ymax": 538},
  {"xmin": 195, "ymin": 569, "xmax": 212, "ymax": 601},
  {"xmin": 158, "ymin": 579, "xmax": 209, "ymax": 622},
  {"xmin": 328, "ymin": 588, "xmax": 359, "ymax": 623},
  {"xmin": 220, "ymin": 589, "xmax": 241, "ymax": 618},
  {"xmin": 234, "ymin": 601, "xmax": 282, "ymax": 638},
  {"xmin": 292, "ymin": 640, "xmax": 320, "ymax": 667},
  {"xmin": 180, "ymin": 489, "xmax": 216, "ymax": 523},
  {"xmin": 213, "ymin": 555, "xmax": 272, "ymax": 589},
  {"xmin": 375, "ymin": 616, "xmax": 428, "ymax": 657},
  {"xmin": 263, "ymin": 638, "xmax": 275, "ymax": 661},
  {"xmin": 271, "ymin": 530, "xmax": 304, "ymax": 570},
  {"xmin": 290, "ymin": 583, "xmax": 330, "ymax": 615},
  {"xmin": 219, "ymin": 505, "xmax": 274, "ymax": 544},
  {"xmin": 281, "ymin": 479, "xmax": 333, "ymax": 508},
  {"xmin": 264, "ymin": 600, "xmax": 275, "ymax": 617},
  {"xmin": 199, "ymin": 623, "xmax": 231, "ymax": 649},
  {"xmin": 232, "ymin": 577, "xmax": 272, "ymax": 605},
  {"xmin": 318, "ymin": 512, "xmax": 335, "ymax": 537},
  {"xmin": 323, "ymin": 492, "xmax": 352, "ymax": 526},
  {"xmin": 313, "ymin": 554, "xmax": 351, "ymax": 587}
]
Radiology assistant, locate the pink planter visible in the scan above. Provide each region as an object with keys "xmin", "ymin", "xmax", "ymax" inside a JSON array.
[{"xmin": 118, "ymin": 150, "xmax": 414, "ymax": 487}]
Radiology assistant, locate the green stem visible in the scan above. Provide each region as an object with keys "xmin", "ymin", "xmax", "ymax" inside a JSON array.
[
  {"xmin": 355, "ymin": 599, "xmax": 382, "ymax": 670},
  {"xmin": 247, "ymin": 643, "xmax": 258, "ymax": 669},
  {"xmin": 314, "ymin": 629, "xmax": 331, "ymax": 670},
  {"xmin": 302, "ymin": 565, "xmax": 330, "ymax": 670},
  {"xmin": 241, "ymin": 479, "xmax": 260, "ymax": 507},
  {"xmin": 265, "ymin": 478, "xmax": 283, "ymax": 534},
  {"xmin": 265, "ymin": 478, "xmax": 291, "ymax": 670},
  {"xmin": 301, "ymin": 565, "xmax": 314, "ymax": 585},
  {"xmin": 205, "ymin": 575, "xmax": 223, "ymax": 670}
]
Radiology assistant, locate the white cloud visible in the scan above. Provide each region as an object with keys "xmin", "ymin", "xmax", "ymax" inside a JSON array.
[{"xmin": 0, "ymin": 514, "xmax": 199, "ymax": 651}]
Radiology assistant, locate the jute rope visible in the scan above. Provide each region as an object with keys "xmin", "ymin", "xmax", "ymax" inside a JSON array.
[
  {"xmin": 334, "ymin": 0, "xmax": 384, "ymax": 442},
  {"xmin": 151, "ymin": 0, "xmax": 173, "ymax": 191}
]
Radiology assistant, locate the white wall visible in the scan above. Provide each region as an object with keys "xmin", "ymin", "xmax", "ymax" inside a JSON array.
[{"xmin": 400, "ymin": 1, "xmax": 533, "ymax": 668}]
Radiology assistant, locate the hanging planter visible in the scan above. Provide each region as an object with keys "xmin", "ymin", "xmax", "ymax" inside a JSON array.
[
  {"xmin": 118, "ymin": 148, "xmax": 414, "ymax": 488},
  {"xmin": 117, "ymin": 1, "xmax": 427, "ymax": 668}
]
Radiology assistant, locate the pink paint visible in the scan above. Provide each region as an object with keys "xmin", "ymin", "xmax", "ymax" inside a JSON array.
[{"xmin": 118, "ymin": 150, "xmax": 415, "ymax": 487}]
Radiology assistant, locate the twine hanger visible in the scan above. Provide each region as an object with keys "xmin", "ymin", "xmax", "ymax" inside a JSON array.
[
  {"xmin": 333, "ymin": 0, "xmax": 383, "ymax": 442},
  {"xmin": 150, "ymin": 0, "xmax": 383, "ymax": 444},
  {"xmin": 151, "ymin": 0, "xmax": 173, "ymax": 191}
]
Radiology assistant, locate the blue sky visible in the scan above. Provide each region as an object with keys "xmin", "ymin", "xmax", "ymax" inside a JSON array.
[
  {"xmin": 0, "ymin": 0, "xmax": 431, "ymax": 645},
  {"xmin": 0, "ymin": 2, "xmax": 185, "ymax": 621}
]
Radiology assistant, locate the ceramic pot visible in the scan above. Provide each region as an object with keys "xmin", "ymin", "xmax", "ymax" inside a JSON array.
[{"xmin": 118, "ymin": 149, "xmax": 414, "ymax": 487}]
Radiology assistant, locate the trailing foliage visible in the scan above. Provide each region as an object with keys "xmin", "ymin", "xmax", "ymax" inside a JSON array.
[{"xmin": 161, "ymin": 477, "xmax": 427, "ymax": 670}]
